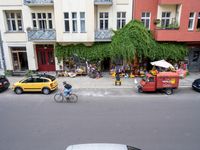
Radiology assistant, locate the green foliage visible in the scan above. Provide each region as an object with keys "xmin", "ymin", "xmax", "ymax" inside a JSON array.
[
  {"xmin": 25, "ymin": 70, "xmax": 36, "ymax": 77},
  {"xmin": 4, "ymin": 70, "xmax": 12, "ymax": 76},
  {"xmin": 55, "ymin": 43, "xmax": 111, "ymax": 62},
  {"xmin": 55, "ymin": 20, "xmax": 188, "ymax": 62},
  {"xmin": 111, "ymin": 20, "xmax": 187, "ymax": 61}
]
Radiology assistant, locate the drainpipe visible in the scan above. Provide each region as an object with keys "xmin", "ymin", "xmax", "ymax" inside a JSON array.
[{"xmin": 0, "ymin": 30, "xmax": 6, "ymax": 73}]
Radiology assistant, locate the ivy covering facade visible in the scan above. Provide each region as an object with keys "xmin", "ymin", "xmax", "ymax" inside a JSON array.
[{"xmin": 55, "ymin": 20, "xmax": 188, "ymax": 62}]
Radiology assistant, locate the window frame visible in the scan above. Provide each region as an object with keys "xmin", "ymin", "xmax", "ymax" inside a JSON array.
[
  {"xmin": 196, "ymin": 12, "xmax": 200, "ymax": 29},
  {"xmin": 188, "ymin": 12, "xmax": 196, "ymax": 31},
  {"xmin": 117, "ymin": 12, "xmax": 126, "ymax": 30},
  {"xmin": 80, "ymin": 12, "xmax": 86, "ymax": 33},
  {"xmin": 64, "ymin": 12, "xmax": 70, "ymax": 32},
  {"xmin": 5, "ymin": 11, "xmax": 23, "ymax": 32},
  {"xmin": 31, "ymin": 12, "xmax": 53, "ymax": 30},
  {"xmin": 161, "ymin": 12, "xmax": 171, "ymax": 28},
  {"xmin": 99, "ymin": 12, "xmax": 109, "ymax": 30},
  {"xmin": 72, "ymin": 12, "xmax": 78, "ymax": 32},
  {"xmin": 141, "ymin": 12, "xmax": 151, "ymax": 29}
]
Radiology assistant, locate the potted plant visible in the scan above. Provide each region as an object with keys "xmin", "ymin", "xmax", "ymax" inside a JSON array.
[{"xmin": 154, "ymin": 19, "xmax": 160, "ymax": 25}]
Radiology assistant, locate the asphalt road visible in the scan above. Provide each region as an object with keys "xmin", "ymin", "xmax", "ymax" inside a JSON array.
[{"xmin": 0, "ymin": 88, "xmax": 200, "ymax": 150}]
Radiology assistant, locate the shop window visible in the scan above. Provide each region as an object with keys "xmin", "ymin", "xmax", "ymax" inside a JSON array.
[{"xmin": 192, "ymin": 51, "xmax": 200, "ymax": 62}]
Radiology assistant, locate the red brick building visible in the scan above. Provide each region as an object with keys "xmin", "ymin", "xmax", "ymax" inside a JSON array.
[{"xmin": 133, "ymin": 0, "xmax": 200, "ymax": 71}]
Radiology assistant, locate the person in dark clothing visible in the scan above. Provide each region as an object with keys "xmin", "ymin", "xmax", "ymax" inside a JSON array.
[
  {"xmin": 115, "ymin": 72, "xmax": 121, "ymax": 86},
  {"xmin": 116, "ymin": 72, "xmax": 120, "ymax": 81}
]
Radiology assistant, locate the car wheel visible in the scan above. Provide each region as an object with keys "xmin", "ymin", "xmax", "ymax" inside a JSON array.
[
  {"xmin": 42, "ymin": 88, "xmax": 50, "ymax": 95},
  {"xmin": 14, "ymin": 87, "xmax": 23, "ymax": 94},
  {"xmin": 165, "ymin": 88, "xmax": 173, "ymax": 95},
  {"xmin": 138, "ymin": 87, "xmax": 143, "ymax": 93}
]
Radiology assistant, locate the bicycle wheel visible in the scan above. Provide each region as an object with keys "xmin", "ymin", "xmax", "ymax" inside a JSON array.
[
  {"xmin": 54, "ymin": 93, "xmax": 64, "ymax": 103},
  {"xmin": 69, "ymin": 94, "xmax": 78, "ymax": 103}
]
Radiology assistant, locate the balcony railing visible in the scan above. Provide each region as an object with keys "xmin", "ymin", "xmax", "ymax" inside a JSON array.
[
  {"xmin": 155, "ymin": 19, "xmax": 180, "ymax": 30},
  {"xmin": 24, "ymin": 0, "xmax": 54, "ymax": 6},
  {"xmin": 27, "ymin": 29, "xmax": 56, "ymax": 41},
  {"xmin": 95, "ymin": 29, "xmax": 112, "ymax": 41},
  {"xmin": 94, "ymin": 0, "xmax": 113, "ymax": 5}
]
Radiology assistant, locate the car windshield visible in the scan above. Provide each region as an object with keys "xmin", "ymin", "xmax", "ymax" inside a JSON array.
[{"xmin": 142, "ymin": 76, "xmax": 147, "ymax": 81}]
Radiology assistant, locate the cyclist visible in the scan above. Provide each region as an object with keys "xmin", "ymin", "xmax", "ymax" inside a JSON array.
[{"xmin": 63, "ymin": 81, "xmax": 72, "ymax": 96}]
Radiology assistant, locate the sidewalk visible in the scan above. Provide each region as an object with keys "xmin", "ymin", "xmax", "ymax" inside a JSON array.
[{"xmin": 7, "ymin": 72, "xmax": 200, "ymax": 89}]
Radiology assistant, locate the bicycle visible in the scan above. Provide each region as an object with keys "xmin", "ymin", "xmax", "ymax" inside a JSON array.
[{"xmin": 54, "ymin": 89, "xmax": 78, "ymax": 103}]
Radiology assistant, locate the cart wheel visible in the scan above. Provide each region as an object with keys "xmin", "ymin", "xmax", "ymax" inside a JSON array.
[{"xmin": 165, "ymin": 88, "xmax": 173, "ymax": 95}]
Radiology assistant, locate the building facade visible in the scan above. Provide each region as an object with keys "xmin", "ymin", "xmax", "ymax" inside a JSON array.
[
  {"xmin": 133, "ymin": 0, "xmax": 200, "ymax": 72},
  {"xmin": 0, "ymin": 0, "xmax": 133, "ymax": 74}
]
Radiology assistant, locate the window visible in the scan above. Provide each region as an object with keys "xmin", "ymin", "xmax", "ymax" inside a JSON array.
[
  {"xmin": 149, "ymin": 77, "xmax": 154, "ymax": 82},
  {"xmin": 192, "ymin": 51, "xmax": 200, "ymax": 62},
  {"xmin": 5, "ymin": 11, "xmax": 23, "ymax": 31},
  {"xmin": 196, "ymin": 12, "xmax": 200, "ymax": 29},
  {"xmin": 80, "ymin": 12, "xmax": 86, "ymax": 32},
  {"xmin": 141, "ymin": 12, "xmax": 150, "ymax": 29},
  {"xmin": 34, "ymin": 78, "xmax": 44, "ymax": 83},
  {"xmin": 64, "ymin": 12, "xmax": 70, "ymax": 32},
  {"xmin": 99, "ymin": 12, "xmax": 109, "ymax": 30},
  {"xmin": 161, "ymin": 12, "xmax": 171, "ymax": 28},
  {"xmin": 117, "ymin": 12, "xmax": 126, "ymax": 29},
  {"xmin": 22, "ymin": 78, "xmax": 33, "ymax": 83},
  {"xmin": 188, "ymin": 12, "xmax": 195, "ymax": 30},
  {"xmin": 31, "ymin": 13, "xmax": 53, "ymax": 30},
  {"xmin": 72, "ymin": 12, "xmax": 77, "ymax": 32}
]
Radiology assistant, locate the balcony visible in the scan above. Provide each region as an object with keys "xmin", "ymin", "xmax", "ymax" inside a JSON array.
[
  {"xmin": 27, "ymin": 29, "xmax": 56, "ymax": 41},
  {"xmin": 24, "ymin": 0, "xmax": 53, "ymax": 6},
  {"xmin": 95, "ymin": 30, "xmax": 113, "ymax": 41},
  {"xmin": 154, "ymin": 28, "xmax": 200, "ymax": 42},
  {"xmin": 94, "ymin": 0, "xmax": 113, "ymax": 5}
]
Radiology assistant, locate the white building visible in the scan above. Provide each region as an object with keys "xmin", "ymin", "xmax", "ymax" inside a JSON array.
[
  {"xmin": 0, "ymin": 46, "xmax": 4, "ymax": 75},
  {"xmin": 0, "ymin": 0, "xmax": 133, "ymax": 74}
]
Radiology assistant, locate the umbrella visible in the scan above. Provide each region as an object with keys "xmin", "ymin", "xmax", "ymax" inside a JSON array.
[{"xmin": 151, "ymin": 60, "xmax": 174, "ymax": 69}]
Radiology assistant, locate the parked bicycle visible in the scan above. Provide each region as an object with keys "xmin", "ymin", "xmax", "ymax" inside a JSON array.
[{"xmin": 54, "ymin": 81, "xmax": 78, "ymax": 103}]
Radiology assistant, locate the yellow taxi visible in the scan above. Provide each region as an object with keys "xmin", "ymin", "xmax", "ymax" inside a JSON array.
[{"xmin": 13, "ymin": 74, "xmax": 58, "ymax": 95}]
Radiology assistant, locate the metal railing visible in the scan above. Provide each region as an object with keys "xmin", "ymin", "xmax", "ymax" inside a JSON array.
[
  {"xmin": 94, "ymin": 0, "xmax": 113, "ymax": 5},
  {"xmin": 27, "ymin": 29, "xmax": 56, "ymax": 41},
  {"xmin": 95, "ymin": 29, "xmax": 113, "ymax": 41},
  {"xmin": 24, "ymin": 0, "xmax": 53, "ymax": 5}
]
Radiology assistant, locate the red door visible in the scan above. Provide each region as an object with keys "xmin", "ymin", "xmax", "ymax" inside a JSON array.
[{"xmin": 36, "ymin": 45, "xmax": 55, "ymax": 71}]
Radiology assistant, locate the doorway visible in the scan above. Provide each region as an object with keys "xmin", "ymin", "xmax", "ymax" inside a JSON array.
[
  {"xmin": 11, "ymin": 47, "xmax": 28, "ymax": 72},
  {"xmin": 102, "ymin": 58, "xmax": 111, "ymax": 71},
  {"xmin": 36, "ymin": 45, "xmax": 55, "ymax": 71}
]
